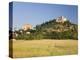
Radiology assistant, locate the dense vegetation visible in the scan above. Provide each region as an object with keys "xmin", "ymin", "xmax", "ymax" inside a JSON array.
[{"xmin": 10, "ymin": 19, "xmax": 78, "ymax": 40}]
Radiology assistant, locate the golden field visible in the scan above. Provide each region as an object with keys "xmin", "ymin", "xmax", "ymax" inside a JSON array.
[{"xmin": 10, "ymin": 39, "xmax": 78, "ymax": 58}]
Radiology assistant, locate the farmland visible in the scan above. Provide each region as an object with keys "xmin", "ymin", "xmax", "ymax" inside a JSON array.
[{"xmin": 11, "ymin": 39, "xmax": 78, "ymax": 58}]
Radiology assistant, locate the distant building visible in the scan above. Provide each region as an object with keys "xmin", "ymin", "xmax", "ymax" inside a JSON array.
[
  {"xmin": 26, "ymin": 32, "xmax": 30, "ymax": 34},
  {"xmin": 22, "ymin": 24, "xmax": 32, "ymax": 31},
  {"xmin": 56, "ymin": 16, "xmax": 67, "ymax": 23}
]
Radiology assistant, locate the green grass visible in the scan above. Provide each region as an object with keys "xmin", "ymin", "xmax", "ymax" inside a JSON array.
[{"xmin": 10, "ymin": 39, "xmax": 78, "ymax": 58}]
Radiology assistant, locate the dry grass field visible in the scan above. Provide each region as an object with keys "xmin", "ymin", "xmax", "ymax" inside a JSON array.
[{"xmin": 10, "ymin": 39, "xmax": 78, "ymax": 58}]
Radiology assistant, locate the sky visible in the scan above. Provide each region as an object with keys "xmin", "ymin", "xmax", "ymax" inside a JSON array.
[{"xmin": 9, "ymin": 2, "xmax": 78, "ymax": 30}]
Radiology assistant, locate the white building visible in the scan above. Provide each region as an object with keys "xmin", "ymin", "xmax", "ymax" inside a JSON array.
[
  {"xmin": 56, "ymin": 16, "xmax": 67, "ymax": 23},
  {"xmin": 22, "ymin": 24, "xmax": 32, "ymax": 31}
]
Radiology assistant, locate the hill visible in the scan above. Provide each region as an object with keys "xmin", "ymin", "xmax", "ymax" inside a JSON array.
[
  {"xmin": 11, "ymin": 16, "xmax": 78, "ymax": 40},
  {"xmin": 34, "ymin": 17, "xmax": 78, "ymax": 40}
]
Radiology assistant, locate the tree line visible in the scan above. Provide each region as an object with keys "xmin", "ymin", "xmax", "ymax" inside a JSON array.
[{"xmin": 9, "ymin": 19, "xmax": 78, "ymax": 40}]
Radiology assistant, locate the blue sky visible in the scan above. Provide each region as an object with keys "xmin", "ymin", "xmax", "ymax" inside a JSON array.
[{"xmin": 11, "ymin": 2, "xmax": 78, "ymax": 29}]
